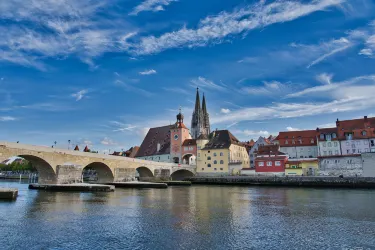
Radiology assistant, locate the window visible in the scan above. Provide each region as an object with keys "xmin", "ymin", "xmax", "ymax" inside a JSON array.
[
  {"xmin": 328, "ymin": 142, "xmax": 332, "ymax": 147},
  {"xmin": 346, "ymin": 141, "xmax": 349, "ymax": 146},
  {"xmin": 275, "ymin": 161, "xmax": 281, "ymax": 166},
  {"xmin": 202, "ymin": 168, "xmax": 204, "ymax": 170},
  {"xmin": 362, "ymin": 131, "xmax": 367, "ymax": 136},
  {"xmin": 327, "ymin": 160, "xmax": 330, "ymax": 164},
  {"xmin": 365, "ymin": 148, "xmax": 369, "ymax": 152},
  {"xmin": 207, "ymin": 164, "xmax": 211, "ymax": 168},
  {"xmin": 358, "ymin": 149, "xmax": 361, "ymax": 153},
  {"xmin": 335, "ymin": 150, "xmax": 339, "ymax": 155},
  {"xmin": 220, "ymin": 168, "xmax": 223, "ymax": 170},
  {"xmin": 198, "ymin": 153, "xmax": 200, "ymax": 157},
  {"xmin": 214, "ymin": 160, "xmax": 217, "ymax": 164},
  {"xmin": 334, "ymin": 160, "xmax": 340, "ymax": 163},
  {"xmin": 208, "ymin": 151, "xmax": 210, "ymax": 153},
  {"xmin": 352, "ymin": 149, "xmax": 356, "ymax": 153},
  {"xmin": 320, "ymin": 134, "xmax": 324, "ymax": 139},
  {"xmin": 334, "ymin": 142, "xmax": 338, "ymax": 147},
  {"xmin": 326, "ymin": 134, "xmax": 332, "ymax": 141},
  {"xmin": 311, "ymin": 139, "xmax": 314, "ymax": 144},
  {"xmin": 259, "ymin": 162, "xmax": 264, "ymax": 167},
  {"xmin": 347, "ymin": 149, "xmax": 350, "ymax": 154},
  {"xmin": 220, "ymin": 160, "xmax": 224, "ymax": 164},
  {"xmin": 214, "ymin": 168, "xmax": 217, "ymax": 171},
  {"xmin": 198, "ymin": 146, "xmax": 201, "ymax": 150},
  {"xmin": 332, "ymin": 133, "xmax": 337, "ymax": 139},
  {"xmin": 220, "ymin": 152, "xmax": 224, "ymax": 156},
  {"xmin": 267, "ymin": 161, "xmax": 272, "ymax": 166},
  {"xmin": 323, "ymin": 151, "xmax": 327, "ymax": 156},
  {"xmin": 285, "ymin": 140, "xmax": 288, "ymax": 144},
  {"xmin": 329, "ymin": 151, "xmax": 332, "ymax": 155},
  {"xmin": 352, "ymin": 144, "xmax": 356, "ymax": 148},
  {"xmin": 356, "ymin": 141, "xmax": 360, "ymax": 145},
  {"xmin": 371, "ymin": 140, "xmax": 375, "ymax": 147},
  {"xmin": 207, "ymin": 156, "xmax": 211, "ymax": 160},
  {"xmin": 292, "ymin": 140, "xmax": 295, "ymax": 144},
  {"xmin": 364, "ymin": 140, "xmax": 368, "ymax": 145},
  {"xmin": 213, "ymin": 153, "xmax": 217, "ymax": 156},
  {"xmin": 323, "ymin": 142, "xmax": 326, "ymax": 147}
]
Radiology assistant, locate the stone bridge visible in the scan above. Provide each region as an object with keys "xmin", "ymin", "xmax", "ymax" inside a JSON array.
[{"xmin": 0, "ymin": 142, "xmax": 195, "ymax": 184}]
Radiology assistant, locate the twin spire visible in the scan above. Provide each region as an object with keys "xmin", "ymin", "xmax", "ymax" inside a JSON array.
[{"xmin": 191, "ymin": 88, "xmax": 210, "ymax": 139}]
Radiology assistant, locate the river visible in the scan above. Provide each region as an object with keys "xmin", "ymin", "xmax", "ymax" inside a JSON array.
[{"xmin": 1, "ymin": 180, "xmax": 375, "ymax": 250}]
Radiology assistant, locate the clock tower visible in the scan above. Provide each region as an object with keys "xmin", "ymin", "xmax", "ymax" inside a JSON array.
[{"xmin": 170, "ymin": 108, "xmax": 191, "ymax": 163}]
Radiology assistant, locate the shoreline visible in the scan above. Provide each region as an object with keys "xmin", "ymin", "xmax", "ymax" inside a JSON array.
[{"xmin": 187, "ymin": 176, "xmax": 375, "ymax": 189}]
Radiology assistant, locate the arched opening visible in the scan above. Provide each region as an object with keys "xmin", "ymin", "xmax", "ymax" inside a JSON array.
[
  {"xmin": 170, "ymin": 169, "xmax": 194, "ymax": 181},
  {"xmin": 182, "ymin": 154, "xmax": 196, "ymax": 165},
  {"xmin": 0, "ymin": 155, "xmax": 56, "ymax": 184},
  {"xmin": 136, "ymin": 167, "xmax": 154, "ymax": 180},
  {"xmin": 82, "ymin": 162, "xmax": 114, "ymax": 184}
]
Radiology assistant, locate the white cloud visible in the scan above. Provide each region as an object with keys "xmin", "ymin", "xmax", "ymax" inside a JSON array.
[
  {"xmin": 211, "ymin": 74, "xmax": 375, "ymax": 125},
  {"xmin": 243, "ymin": 80, "xmax": 300, "ymax": 96},
  {"xmin": 0, "ymin": 116, "xmax": 16, "ymax": 121},
  {"xmin": 110, "ymin": 121, "xmax": 137, "ymax": 132},
  {"xmin": 221, "ymin": 108, "xmax": 231, "ymax": 114},
  {"xmin": 191, "ymin": 77, "xmax": 226, "ymax": 91},
  {"xmin": 238, "ymin": 57, "xmax": 258, "ymax": 63},
  {"xmin": 286, "ymin": 126, "xmax": 301, "ymax": 131},
  {"xmin": 100, "ymin": 137, "xmax": 117, "ymax": 146},
  {"xmin": 130, "ymin": 0, "xmax": 178, "ymax": 16},
  {"xmin": 287, "ymin": 74, "xmax": 375, "ymax": 98},
  {"xmin": 115, "ymin": 79, "xmax": 153, "ymax": 97},
  {"xmin": 71, "ymin": 89, "xmax": 88, "ymax": 101},
  {"xmin": 316, "ymin": 73, "xmax": 334, "ymax": 85},
  {"xmin": 131, "ymin": 0, "xmax": 344, "ymax": 55},
  {"xmin": 231, "ymin": 129, "xmax": 270, "ymax": 140},
  {"xmin": 359, "ymin": 48, "xmax": 373, "ymax": 56},
  {"xmin": 139, "ymin": 69, "xmax": 157, "ymax": 75}
]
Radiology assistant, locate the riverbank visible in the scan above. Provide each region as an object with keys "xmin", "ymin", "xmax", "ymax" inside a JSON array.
[
  {"xmin": 187, "ymin": 176, "xmax": 375, "ymax": 188},
  {"xmin": 29, "ymin": 183, "xmax": 115, "ymax": 192}
]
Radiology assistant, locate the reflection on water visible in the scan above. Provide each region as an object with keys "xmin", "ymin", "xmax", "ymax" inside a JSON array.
[{"xmin": 1, "ymin": 180, "xmax": 375, "ymax": 250}]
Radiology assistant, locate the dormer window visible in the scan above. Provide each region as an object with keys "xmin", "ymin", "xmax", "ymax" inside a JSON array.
[
  {"xmin": 362, "ymin": 131, "xmax": 367, "ymax": 136},
  {"xmin": 320, "ymin": 134, "xmax": 324, "ymax": 140},
  {"xmin": 332, "ymin": 133, "xmax": 337, "ymax": 139},
  {"xmin": 326, "ymin": 134, "xmax": 332, "ymax": 141}
]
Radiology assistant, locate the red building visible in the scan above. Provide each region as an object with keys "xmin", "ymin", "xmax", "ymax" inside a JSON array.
[{"xmin": 255, "ymin": 145, "xmax": 288, "ymax": 174}]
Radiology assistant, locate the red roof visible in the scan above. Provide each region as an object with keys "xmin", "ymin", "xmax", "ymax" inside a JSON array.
[
  {"xmin": 84, "ymin": 146, "xmax": 90, "ymax": 152},
  {"xmin": 278, "ymin": 130, "xmax": 317, "ymax": 147},
  {"xmin": 336, "ymin": 116, "xmax": 375, "ymax": 140},
  {"xmin": 74, "ymin": 145, "xmax": 79, "ymax": 151}
]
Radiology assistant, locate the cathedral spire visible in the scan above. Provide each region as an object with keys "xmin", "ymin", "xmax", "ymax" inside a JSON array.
[
  {"xmin": 202, "ymin": 93, "xmax": 207, "ymax": 114},
  {"xmin": 194, "ymin": 87, "xmax": 201, "ymax": 113}
]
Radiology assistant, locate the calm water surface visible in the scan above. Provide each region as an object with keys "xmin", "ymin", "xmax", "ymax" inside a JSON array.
[{"xmin": 1, "ymin": 180, "xmax": 375, "ymax": 250}]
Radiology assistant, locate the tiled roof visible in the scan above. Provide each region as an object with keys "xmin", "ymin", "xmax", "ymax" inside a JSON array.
[
  {"xmin": 336, "ymin": 116, "xmax": 375, "ymax": 139},
  {"xmin": 202, "ymin": 130, "xmax": 241, "ymax": 150},
  {"xmin": 182, "ymin": 139, "xmax": 197, "ymax": 146},
  {"xmin": 316, "ymin": 127, "xmax": 339, "ymax": 141},
  {"xmin": 135, "ymin": 125, "xmax": 173, "ymax": 157},
  {"xmin": 278, "ymin": 130, "xmax": 317, "ymax": 147},
  {"xmin": 257, "ymin": 145, "xmax": 286, "ymax": 156}
]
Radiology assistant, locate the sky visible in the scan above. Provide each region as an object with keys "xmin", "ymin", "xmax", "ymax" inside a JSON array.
[{"xmin": 1, "ymin": 0, "xmax": 375, "ymax": 153}]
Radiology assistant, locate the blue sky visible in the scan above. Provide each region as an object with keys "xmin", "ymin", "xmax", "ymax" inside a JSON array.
[{"xmin": 1, "ymin": 0, "xmax": 375, "ymax": 153}]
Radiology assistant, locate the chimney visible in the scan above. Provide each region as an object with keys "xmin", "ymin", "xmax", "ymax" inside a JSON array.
[
  {"xmin": 316, "ymin": 127, "xmax": 320, "ymax": 132},
  {"xmin": 336, "ymin": 118, "xmax": 339, "ymax": 127},
  {"xmin": 364, "ymin": 116, "xmax": 368, "ymax": 121}
]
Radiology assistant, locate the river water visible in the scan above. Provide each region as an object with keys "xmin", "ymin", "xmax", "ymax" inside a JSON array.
[{"xmin": 1, "ymin": 180, "xmax": 375, "ymax": 250}]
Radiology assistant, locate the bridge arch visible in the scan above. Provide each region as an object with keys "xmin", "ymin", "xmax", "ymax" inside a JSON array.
[
  {"xmin": 182, "ymin": 153, "xmax": 196, "ymax": 165},
  {"xmin": 83, "ymin": 162, "xmax": 114, "ymax": 183},
  {"xmin": 136, "ymin": 166, "xmax": 154, "ymax": 178},
  {"xmin": 170, "ymin": 169, "xmax": 194, "ymax": 181},
  {"xmin": 7, "ymin": 154, "xmax": 56, "ymax": 184}
]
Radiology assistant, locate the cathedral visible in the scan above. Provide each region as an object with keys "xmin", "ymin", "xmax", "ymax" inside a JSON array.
[
  {"xmin": 191, "ymin": 88, "xmax": 211, "ymax": 139},
  {"xmin": 135, "ymin": 88, "xmax": 211, "ymax": 165}
]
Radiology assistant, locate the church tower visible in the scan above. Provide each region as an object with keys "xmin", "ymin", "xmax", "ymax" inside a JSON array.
[{"xmin": 191, "ymin": 88, "xmax": 210, "ymax": 139}]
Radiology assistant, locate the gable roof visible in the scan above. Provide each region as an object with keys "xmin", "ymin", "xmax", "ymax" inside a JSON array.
[
  {"xmin": 182, "ymin": 139, "xmax": 197, "ymax": 146},
  {"xmin": 278, "ymin": 130, "xmax": 317, "ymax": 147},
  {"xmin": 202, "ymin": 130, "xmax": 241, "ymax": 150},
  {"xmin": 135, "ymin": 125, "xmax": 173, "ymax": 157},
  {"xmin": 336, "ymin": 116, "xmax": 375, "ymax": 139}
]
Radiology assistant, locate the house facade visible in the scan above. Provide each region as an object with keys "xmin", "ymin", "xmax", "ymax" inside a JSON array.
[
  {"xmin": 278, "ymin": 130, "xmax": 318, "ymax": 159},
  {"xmin": 285, "ymin": 159, "xmax": 319, "ymax": 176},
  {"xmin": 249, "ymin": 136, "xmax": 272, "ymax": 168},
  {"xmin": 316, "ymin": 127, "xmax": 341, "ymax": 156},
  {"xmin": 255, "ymin": 145, "xmax": 288, "ymax": 175}
]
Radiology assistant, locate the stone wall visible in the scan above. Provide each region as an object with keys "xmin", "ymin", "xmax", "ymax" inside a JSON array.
[
  {"xmin": 362, "ymin": 153, "xmax": 375, "ymax": 177},
  {"xmin": 56, "ymin": 165, "xmax": 83, "ymax": 184},
  {"xmin": 319, "ymin": 156, "xmax": 362, "ymax": 177},
  {"xmin": 114, "ymin": 168, "xmax": 136, "ymax": 182}
]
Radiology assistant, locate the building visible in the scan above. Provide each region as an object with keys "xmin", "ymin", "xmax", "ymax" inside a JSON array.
[
  {"xmin": 191, "ymin": 88, "xmax": 210, "ymax": 139},
  {"xmin": 316, "ymin": 127, "xmax": 341, "ymax": 156},
  {"xmin": 318, "ymin": 155, "xmax": 362, "ymax": 176},
  {"xmin": 196, "ymin": 130, "xmax": 249, "ymax": 176},
  {"xmin": 285, "ymin": 159, "xmax": 319, "ymax": 176},
  {"xmin": 277, "ymin": 130, "xmax": 318, "ymax": 159},
  {"xmin": 336, "ymin": 116, "xmax": 375, "ymax": 155},
  {"xmin": 249, "ymin": 136, "xmax": 272, "ymax": 168},
  {"xmin": 255, "ymin": 145, "xmax": 287, "ymax": 175}
]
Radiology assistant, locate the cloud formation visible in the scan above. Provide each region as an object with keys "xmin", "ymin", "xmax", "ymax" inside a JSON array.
[
  {"xmin": 71, "ymin": 90, "xmax": 88, "ymax": 101},
  {"xmin": 130, "ymin": 0, "xmax": 178, "ymax": 16},
  {"xmin": 139, "ymin": 69, "xmax": 157, "ymax": 75}
]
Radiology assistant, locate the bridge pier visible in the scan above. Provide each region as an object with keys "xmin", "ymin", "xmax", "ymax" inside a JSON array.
[{"xmin": 114, "ymin": 168, "xmax": 136, "ymax": 182}]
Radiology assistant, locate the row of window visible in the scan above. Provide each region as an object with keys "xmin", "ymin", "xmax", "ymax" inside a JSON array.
[
  {"xmin": 201, "ymin": 168, "xmax": 224, "ymax": 171},
  {"xmin": 183, "ymin": 146, "xmax": 195, "ymax": 151},
  {"xmin": 323, "ymin": 159, "xmax": 355, "ymax": 164},
  {"xmin": 285, "ymin": 139, "xmax": 314, "ymax": 145},
  {"xmin": 322, "ymin": 142, "xmax": 338, "ymax": 147},
  {"xmin": 207, "ymin": 160, "xmax": 225, "ymax": 167},
  {"xmin": 320, "ymin": 133, "xmax": 337, "ymax": 140},
  {"xmin": 345, "ymin": 140, "xmax": 375, "ymax": 146},
  {"xmin": 258, "ymin": 161, "xmax": 281, "ymax": 167},
  {"xmin": 322, "ymin": 150, "xmax": 340, "ymax": 156}
]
